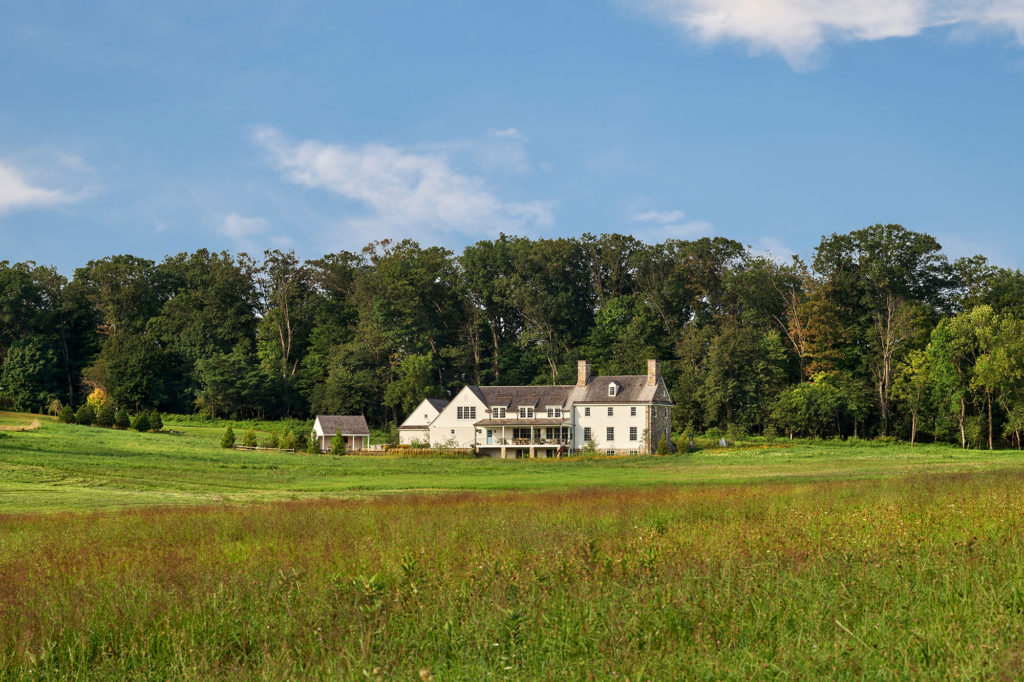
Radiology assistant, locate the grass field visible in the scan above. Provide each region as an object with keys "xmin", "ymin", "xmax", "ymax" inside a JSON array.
[{"xmin": 3, "ymin": 411, "xmax": 1024, "ymax": 678}]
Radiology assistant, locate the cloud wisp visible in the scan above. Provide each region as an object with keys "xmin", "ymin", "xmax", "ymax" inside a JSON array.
[
  {"xmin": 253, "ymin": 127, "xmax": 552, "ymax": 246},
  {"xmin": 634, "ymin": 0, "xmax": 1024, "ymax": 68},
  {"xmin": 0, "ymin": 160, "xmax": 77, "ymax": 215},
  {"xmin": 631, "ymin": 207, "xmax": 713, "ymax": 241}
]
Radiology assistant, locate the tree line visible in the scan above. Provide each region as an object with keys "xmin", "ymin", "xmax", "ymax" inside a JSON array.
[{"xmin": 3, "ymin": 224, "xmax": 1024, "ymax": 448}]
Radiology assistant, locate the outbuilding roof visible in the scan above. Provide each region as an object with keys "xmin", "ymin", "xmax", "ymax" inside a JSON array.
[{"xmin": 314, "ymin": 415, "xmax": 370, "ymax": 436}]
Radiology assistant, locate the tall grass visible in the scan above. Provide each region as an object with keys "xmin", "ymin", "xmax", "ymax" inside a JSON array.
[{"xmin": 3, "ymin": 472, "xmax": 1024, "ymax": 678}]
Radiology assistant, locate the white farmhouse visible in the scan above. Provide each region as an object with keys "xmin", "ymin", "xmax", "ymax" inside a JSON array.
[
  {"xmin": 426, "ymin": 359, "xmax": 673, "ymax": 458},
  {"xmin": 398, "ymin": 397, "xmax": 449, "ymax": 445}
]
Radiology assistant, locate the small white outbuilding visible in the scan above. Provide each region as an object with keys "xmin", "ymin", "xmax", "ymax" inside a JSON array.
[{"xmin": 311, "ymin": 415, "xmax": 370, "ymax": 453}]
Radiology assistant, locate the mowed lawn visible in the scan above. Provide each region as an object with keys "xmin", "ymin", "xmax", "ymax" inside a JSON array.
[
  {"xmin": 2, "ymin": 411, "xmax": 1024, "ymax": 514},
  {"xmin": 5, "ymin": 412, "xmax": 1024, "ymax": 678}
]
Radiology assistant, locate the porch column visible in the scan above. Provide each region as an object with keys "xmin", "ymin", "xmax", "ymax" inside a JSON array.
[{"xmin": 530, "ymin": 426, "xmax": 536, "ymax": 458}]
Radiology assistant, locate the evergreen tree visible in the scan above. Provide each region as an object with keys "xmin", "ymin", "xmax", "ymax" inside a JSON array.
[
  {"xmin": 58, "ymin": 404, "xmax": 75, "ymax": 424},
  {"xmin": 330, "ymin": 432, "xmax": 346, "ymax": 455},
  {"xmin": 242, "ymin": 427, "xmax": 257, "ymax": 447},
  {"xmin": 75, "ymin": 404, "xmax": 95, "ymax": 426},
  {"xmin": 132, "ymin": 412, "xmax": 150, "ymax": 432},
  {"xmin": 149, "ymin": 411, "xmax": 163, "ymax": 432},
  {"xmin": 95, "ymin": 403, "xmax": 116, "ymax": 428},
  {"xmin": 221, "ymin": 424, "xmax": 235, "ymax": 448},
  {"xmin": 114, "ymin": 409, "xmax": 131, "ymax": 429}
]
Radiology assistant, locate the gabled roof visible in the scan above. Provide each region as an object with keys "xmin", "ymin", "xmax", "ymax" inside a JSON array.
[
  {"xmin": 569, "ymin": 375, "xmax": 673, "ymax": 405},
  {"xmin": 315, "ymin": 415, "xmax": 370, "ymax": 436},
  {"xmin": 425, "ymin": 398, "xmax": 450, "ymax": 411},
  {"xmin": 467, "ymin": 385, "xmax": 573, "ymax": 409}
]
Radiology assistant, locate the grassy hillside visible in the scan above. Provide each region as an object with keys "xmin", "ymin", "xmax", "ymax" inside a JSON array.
[{"xmin": 1, "ymin": 411, "xmax": 1023, "ymax": 514}]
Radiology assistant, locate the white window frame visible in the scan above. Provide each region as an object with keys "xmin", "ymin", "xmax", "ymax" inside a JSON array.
[
  {"xmin": 630, "ymin": 406, "xmax": 637, "ymax": 417},
  {"xmin": 519, "ymin": 407, "xmax": 534, "ymax": 419},
  {"xmin": 629, "ymin": 426, "xmax": 638, "ymax": 441},
  {"xmin": 608, "ymin": 383, "xmax": 617, "ymax": 397},
  {"xmin": 607, "ymin": 407, "xmax": 614, "ymax": 417},
  {"xmin": 583, "ymin": 427, "xmax": 592, "ymax": 442},
  {"xmin": 606, "ymin": 427, "xmax": 614, "ymax": 442},
  {"xmin": 492, "ymin": 407, "xmax": 506, "ymax": 419},
  {"xmin": 584, "ymin": 407, "xmax": 590, "ymax": 417}
]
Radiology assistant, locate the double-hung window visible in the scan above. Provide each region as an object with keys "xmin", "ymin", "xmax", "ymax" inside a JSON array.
[
  {"xmin": 583, "ymin": 427, "xmax": 592, "ymax": 442},
  {"xmin": 606, "ymin": 427, "xmax": 614, "ymax": 442},
  {"xmin": 629, "ymin": 426, "xmax": 638, "ymax": 441},
  {"xmin": 584, "ymin": 407, "xmax": 590, "ymax": 417},
  {"xmin": 630, "ymin": 406, "xmax": 637, "ymax": 417},
  {"xmin": 456, "ymin": 406, "xmax": 476, "ymax": 420},
  {"xmin": 519, "ymin": 407, "xmax": 534, "ymax": 419},
  {"xmin": 491, "ymin": 407, "xmax": 505, "ymax": 419},
  {"xmin": 607, "ymin": 407, "xmax": 614, "ymax": 417}
]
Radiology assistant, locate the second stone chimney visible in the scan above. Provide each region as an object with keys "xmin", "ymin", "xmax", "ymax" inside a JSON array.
[
  {"xmin": 577, "ymin": 360, "xmax": 591, "ymax": 387},
  {"xmin": 647, "ymin": 359, "xmax": 661, "ymax": 386}
]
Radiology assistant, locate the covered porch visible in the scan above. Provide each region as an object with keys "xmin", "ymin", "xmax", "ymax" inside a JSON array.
[{"xmin": 475, "ymin": 418, "xmax": 573, "ymax": 458}]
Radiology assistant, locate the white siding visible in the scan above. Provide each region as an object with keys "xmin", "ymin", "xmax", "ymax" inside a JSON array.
[
  {"xmin": 573, "ymin": 404, "xmax": 649, "ymax": 453},
  {"xmin": 428, "ymin": 386, "xmax": 486, "ymax": 448}
]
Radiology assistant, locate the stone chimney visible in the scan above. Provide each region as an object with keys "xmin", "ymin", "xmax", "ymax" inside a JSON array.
[
  {"xmin": 647, "ymin": 359, "xmax": 660, "ymax": 386},
  {"xmin": 577, "ymin": 360, "xmax": 591, "ymax": 387}
]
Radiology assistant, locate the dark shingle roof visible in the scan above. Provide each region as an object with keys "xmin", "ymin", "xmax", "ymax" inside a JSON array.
[
  {"xmin": 468, "ymin": 385, "xmax": 574, "ymax": 409},
  {"xmin": 568, "ymin": 375, "xmax": 673, "ymax": 405},
  {"xmin": 425, "ymin": 398, "xmax": 450, "ymax": 411},
  {"xmin": 315, "ymin": 415, "xmax": 370, "ymax": 436}
]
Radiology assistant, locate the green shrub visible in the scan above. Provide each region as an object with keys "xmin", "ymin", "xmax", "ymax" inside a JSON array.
[
  {"xmin": 267, "ymin": 428, "xmax": 279, "ymax": 449},
  {"xmin": 705, "ymin": 426, "xmax": 723, "ymax": 441},
  {"xmin": 58, "ymin": 405, "xmax": 75, "ymax": 424},
  {"xmin": 46, "ymin": 399, "xmax": 63, "ymax": 416},
  {"xmin": 279, "ymin": 428, "xmax": 296, "ymax": 451},
  {"xmin": 114, "ymin": 409, "xmax": 130, "ymax": 430},
  {"xmin": 656, "ymin": 434, "xmax": 669, "ymax": 455},
  {"xmin": 764, "ymin": 424, "xmax": 777, "ymax": 445},
  {"xmin": 149, "ymin": 411, "xmax": 163, "ymax": 432},
  {"xmin": 243, "ymin": 428, "xmax": 258, "ymax": 448},
  {"xmin": 330, "ymin": 432, "xmax": 346, "ymax": 456},
  {"xmin": 221, "ymin": 425, "xmax": 235, "ymax": 449},
  {"xmin": 132, "ymin": 413, "xmax": 151, "ymax": 432},
  {"xmin": 95, "ymin": 403, "xmax": 116, "ymax": 428},
  {"xmin": 307, "ymin": 434, "xmax": 320, "ymax": 454},
  {"xmin": 75, "ymin": 404, "xmax": 95, "ymax": 426}
]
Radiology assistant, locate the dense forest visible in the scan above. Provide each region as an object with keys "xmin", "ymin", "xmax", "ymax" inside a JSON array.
[{"xmin": 3, "ymin": 223, "xmax": 1024, "ymax": 447}]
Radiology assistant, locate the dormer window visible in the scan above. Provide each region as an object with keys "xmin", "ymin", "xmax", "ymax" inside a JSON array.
[{"xmin": 608, "ymin": 382, "xmax": 618, "ymax": 397}]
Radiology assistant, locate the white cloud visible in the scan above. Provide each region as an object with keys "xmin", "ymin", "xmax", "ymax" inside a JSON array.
[
  {"xmin": 219, "ymin": 212, "xmax": 270, "ymax": 252},
  {"xmin": 490, "ymin": 128, "xmax": 528, "ymax": 141},
  {"xmin": 0, "ymin": 160, "xmax": 75, "ymax": 215},
  {"xmin": 631, "ymin": 207, "xmax": 713, "ymax": 241},
  {"xmin": 634, "ymin": 0, "xmax": 1024, "ymax": 68},
  {"xmin": 749, "ymin": 236, "xmax": 796, "ymax": 263},
  {"xmin": 633, "ymin": 209, "xmax": 687, "ymax": 224},
  {"xmin": 253, "ymin": 127, "xmax": 552, "ymax": 244}
]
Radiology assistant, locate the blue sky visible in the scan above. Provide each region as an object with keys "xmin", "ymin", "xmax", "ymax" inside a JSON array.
[{"xmin": 2, "ymin": 0, "xmax": 1024, "ymax": 273}]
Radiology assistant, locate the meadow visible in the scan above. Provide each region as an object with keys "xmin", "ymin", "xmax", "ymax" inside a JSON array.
[{"xmin": 3, "ymin": 412, "xmax": 1024, "ymax": 678}]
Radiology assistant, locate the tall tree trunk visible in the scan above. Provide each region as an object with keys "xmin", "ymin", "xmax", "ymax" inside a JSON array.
[
  {"xmin": 490, "ymin": 327, "xmax": 501, "ymax": 383},
  {"xmin": 910, "ymin": 409, "xmax": 917, "ymax": 445},
  {"xmin": 959, "ymin": 398, "xmax": 967, "ymax": 449},
  {"xmin": 988, "ymin": 394, "xmax": 993, "ymax": 450}
]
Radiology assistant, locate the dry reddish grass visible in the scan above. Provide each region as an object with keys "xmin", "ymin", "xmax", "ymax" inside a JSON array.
[{"xmin": 3, "ymin": 473, "xmax": 1024, "ymax": 678}]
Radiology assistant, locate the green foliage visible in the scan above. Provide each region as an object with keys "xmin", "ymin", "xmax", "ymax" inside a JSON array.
[
  {"xmin": 279, "ymin": 428, "xmax": 296, "ymax": 451},
  {"xmin": 46, "ymin": 398, "xmax": 63, "ymax": 416},
  {"xmin": 132, "ymin": 412, "xmax": 151, "ymax": 433},
  {"xmin": 763, "ymin": 424, "xmax": 777, "ymax": 444},
  {"xmin": 656, "ymin": 434, "xmax": 669, "ymax": 455},
  {"xmin": 0, "ymin": 337, "xmax": 58, "ymax": 412},
  {"xmin": 58, "ymin": 404, "xmax": 75, "ymax": 424},
  {"xmin": 75, "ymin": 404, "xmax": 95, "ymax": 426},
  {"xmin": 149, "ymin": 411, "xmax": 163, "ymax": 432},
  {"xmin": 306, "ymin": 433, "xmax": 320, "ymax": 453},
  {"xmin": 220, "ymin": 424, "xmax": 235, "ymax": 449},
  {"xmin": 114, "ymin": 409, "xmax": 130, "ymax": 430},
  {"xmin": 267, "ymin": 428, "xmax": 279, "ymax": 449},
  {"xmin": 242, "ymin": 428, "xmax": 257, "ymax": 448},
  {"xmin": 95, "ymin": 403, "xmax": 116, "ymax": 428},
  {"xmin": 330, "ymin": 432, "xmax": 345, "ymax": 456}
]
